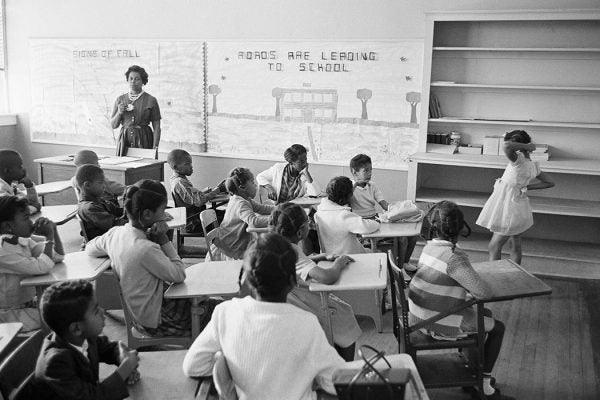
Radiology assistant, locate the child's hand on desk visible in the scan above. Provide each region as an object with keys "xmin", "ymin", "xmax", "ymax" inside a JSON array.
[
  {"xmin": 33, "ymin": 217, "xmax": 55, "ymax": 239},
  {"xmin": 332, "ymin": 255, "xmax": 354, "ymax": 269},
  {"xmin": 146, "ymin": 221, "xmax": 170, "ymax": 245},
  {"xmin": 126, "ymin": 369, "xmax": 141, "ymax": 385},
  {"xmin": 117, "ymin": 341, "xmax": 140, "ymax": 383}
]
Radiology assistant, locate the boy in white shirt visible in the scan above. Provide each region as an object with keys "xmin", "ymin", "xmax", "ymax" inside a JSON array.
[{"xmin": 349, "ymin": 154, "xmax": 419, "ymax": 272}]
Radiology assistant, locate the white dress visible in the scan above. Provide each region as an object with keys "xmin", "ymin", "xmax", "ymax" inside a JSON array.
[{"xmin": 476, "ymin": 153, "xmax": 541, "ymax": 236}]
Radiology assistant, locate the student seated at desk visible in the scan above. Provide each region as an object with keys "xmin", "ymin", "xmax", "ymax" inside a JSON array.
[
  {"xmin": 70, "ymin": 150, "xmax": 125, "ymax": 206},
  {"xmin": 29, "ymin": 280, "xmax": 140, "ymax": 400},
  {"xmin": 167, "ymin": 149, "xmax": 225, "ymax": 233},
  {"xmin": 215, "ymin": 168, "xmax": 275, "ymax": 260},
  {"xmin": 349, "ymin": 153, "xmax": 419, "ymax": 272},
  {"xmin": 0, "ymin": 196, "xmax": 64, "ymax": 332},
  {"xmin": 86, "ymin": 179, "xmax": 217, "ymax": 337},
  {"xmin": 0, "ymin": 149, "xmax": 41, "ymax": 213},
  {"xmin": 269, "ymin": 203, "xmax": 360, "ymax": 361},
  {"xmin": 76, "ymin": 165, "xmax": 127, "ymax": 242},
  {"xmin": 409, "ymin": 201, "xmax": 513, "ymax": 400},
  {"xmin": 315, "ymin": 176, "xmax": 379, "ymax": 255},
  {"xmin": 182, "ymin": 233, "xmax": 344, "ymax": 400}
]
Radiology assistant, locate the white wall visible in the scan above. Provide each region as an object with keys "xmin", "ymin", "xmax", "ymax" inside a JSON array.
[{"xmin": 4, "ymin": 0, "xmax": 598, "ymax": 195}]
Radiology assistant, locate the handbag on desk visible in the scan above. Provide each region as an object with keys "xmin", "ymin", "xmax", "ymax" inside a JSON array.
[
  {"xmin": 332, "ymin": 345, "xmax": 422, "ymax": 400},
  {"xmin": 383, "ymin": 200, "xmax": 423, "ymax": 223}
]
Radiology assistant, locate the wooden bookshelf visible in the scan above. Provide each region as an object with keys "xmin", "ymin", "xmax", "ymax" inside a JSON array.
[{"xmin": 409, "ymin": 10, "xmax": 600, "ymax": 270}]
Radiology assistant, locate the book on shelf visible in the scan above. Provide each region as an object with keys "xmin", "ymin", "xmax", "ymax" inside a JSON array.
[
  {"xmin": 427, "ymin": 144, "xmax": 457, "ymax": 154},
  {"xmin": 429, "ymin": 93, "xmax": 442, "ymax": 119}
]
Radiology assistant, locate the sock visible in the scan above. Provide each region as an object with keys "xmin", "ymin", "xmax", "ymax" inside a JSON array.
[{"xmin": 483, "ymin": 375, "xmax": 495, "ymax": 396}]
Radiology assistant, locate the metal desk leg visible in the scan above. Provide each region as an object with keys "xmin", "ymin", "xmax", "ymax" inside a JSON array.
[
  {"xmin": 190, "ymin": 298, "xmax": 202, "ymax": 339},
  {"xmin": 319, "ymin": 292, "xmax": 334, "ymax": 345}
]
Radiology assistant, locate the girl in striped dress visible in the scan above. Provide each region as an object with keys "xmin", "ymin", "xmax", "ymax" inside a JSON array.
[{"xmin": 408, "ymin": 201, "xmax": 513, "ymax": 400}]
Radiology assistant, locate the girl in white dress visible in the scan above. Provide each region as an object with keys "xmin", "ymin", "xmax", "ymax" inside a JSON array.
[{"xmin": 476, "ymin": 130, "xmax": 554, "ymax": 264}]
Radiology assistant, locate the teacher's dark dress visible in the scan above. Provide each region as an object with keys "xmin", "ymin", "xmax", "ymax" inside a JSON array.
[{"xmin": 113, "ymin": 92, "xmax": 161, "ymax": 156}]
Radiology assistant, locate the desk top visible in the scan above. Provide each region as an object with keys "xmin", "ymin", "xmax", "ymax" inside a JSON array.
[
  {"xmin": 472, "ymin": 259, "xmax": 552, "ymax": 302},
  {"xmin": 32, "ymin": 204, "xmax": 78, "ymax": 225},
  {"xmin": 290, "ymin": 196, "xmax": 324, "ymax": 207},
  {"xmin": 0, "ymin": 322, "xmax": 23, "ymax": 356},
  {"xmin": 309, "ymin": 253, "xmax": 387, "ymax": 292},
  {"xmin": 100, "ymin": 350, "xmax": 198, "ymax": 400},
  {"xmin": 165, "ymin": 207, "xmax": 186, "ymax": 229},
  {"xmin": 35, "ymin": 180, "xmax": 73, "ymax": 196},
  {"xmin": 34, "ymin": 155, "xmax": 165, "ymax": 171},
  {"xmin": 360, "ymin": 221, "xmax": 422, "ymax": 239},
  {"xmin": 20, "ymin": 251, "xmax": 111, "ymax": 287},
  {"xmin": 165, "ymin": 260, "xmax": 242, "ymax": 299}
]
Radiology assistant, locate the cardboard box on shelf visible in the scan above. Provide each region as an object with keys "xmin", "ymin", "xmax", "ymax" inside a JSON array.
[
  {"xmin": 483, "ymin": 136, "xmax": 502, "ymax": 155},
  {"xmin": 458, "ymin": 145, "xmax": 483, "ymax": 155}
]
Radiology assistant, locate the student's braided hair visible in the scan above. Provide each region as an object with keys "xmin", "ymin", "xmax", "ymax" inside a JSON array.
[
  {"xmin": 426, "ymin": 200, "xmax": 471, "ymax": 251},
  {"xmin": 242, "ymin": 233, "xmax": 298, "ymax": 299},
  {"xmin": 123, "ymin": 179, "xmax": 167, "ymax": 220},
  {"xmin": 268, "ymin": 203, "xmax": 308, "ymax": 239},
  {"xmin": 225, "ymin": 167, "xmax": 253, "ymax": 195}
]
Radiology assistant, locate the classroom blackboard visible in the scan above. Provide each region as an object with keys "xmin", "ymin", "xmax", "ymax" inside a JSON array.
[{"xmin": 29, "ymin": 39, "xmax": 423, "ymax": 168}]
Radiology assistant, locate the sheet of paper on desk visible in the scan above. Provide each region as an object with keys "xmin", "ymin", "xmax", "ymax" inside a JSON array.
[
  {"xmin": 118, "ymin": 161, "xmax": 149, "ymax": 168},
  {"xmin": 100, "ymin": 156, "xmax": 142, "ymax": 165}
]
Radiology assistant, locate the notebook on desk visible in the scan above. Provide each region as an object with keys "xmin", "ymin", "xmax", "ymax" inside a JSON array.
[{"xmin": 100, "ymin": 156, "xmax": 142, "ymax": 165}]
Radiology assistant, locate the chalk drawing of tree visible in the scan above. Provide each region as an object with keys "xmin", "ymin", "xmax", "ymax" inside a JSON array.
[
  {"xmin": 406, "ymin": 92, "xmax": 421, "ymax": 124},
  {"xmin": 272, "ymin": 87, "xmax": 283, "ymax": 118},
  {"xmin": 208, "ymin": 85, "xmax": 221, "ymax": 113},
  {"xmin": 356, "ymin": 89, "xmax": 372, "ymax": 120}
]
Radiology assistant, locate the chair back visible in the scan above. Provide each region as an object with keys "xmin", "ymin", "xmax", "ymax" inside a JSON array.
[
  {"xmin": 125, "ymin": 147, "xmax": 158, "ymax": 159},
  {"xmin": 111, "ymin": 272, "xmax": 191, "ymax": 350},
  {"xmin": 387, "ymin": 250, "xmax": 413, "ymax": 355},
  {"xmin": 0, "ymin": 330, "xmax": 45, "ymax": 400},
  {"xmin": 200, "ymin": 209, "xmax": 219, "ymax": 234},
  {"xmin": 213, "ymin": 352, "xmax": 238, "ymax": 400},
  {"xmin": 76, "ymin": 214, "xmax": 90, "ymax": 245}
]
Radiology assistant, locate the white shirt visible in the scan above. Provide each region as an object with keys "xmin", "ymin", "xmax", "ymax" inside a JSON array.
[
  {"xmin": 256, "ymin": 163, "xmax": 321, "ymax": 202},
  {"xmin": 85, "ymin": 223, "xmax": 186, "ymax": 328},
  {"xmin": 315, "ymin": 198, "xmax": 380, "ymax": 255},
  {"xmin": 182, "ymin": 296, "xmax": 345, "ymax": 400},
  {"xmin": 0, "ymin": 177, "xmax": 41, "ymax": 213},
  {"xmin": 350, "ymin": 181, "xmax": 385, "ymax": 218}
]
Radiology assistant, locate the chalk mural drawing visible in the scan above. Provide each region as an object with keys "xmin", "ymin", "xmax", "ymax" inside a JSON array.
[
  {"xmin": 206, "ymin": 41, "xmax": 423, "ymax": 168},
  {"xmin": 29, "ymin": 39, "xmax": 205, "ymax": 153}
]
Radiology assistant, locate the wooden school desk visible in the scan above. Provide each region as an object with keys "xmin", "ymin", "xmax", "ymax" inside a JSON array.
[
  {"xmin": 360, "ymin": 220, "xmax": 422, "ymax": 265},
  {"xmin": 309, "ymin": 252, "xmax": 387, "ymax": 345},
  {"xmin": 35, "ymin": 180, "xmax": 73, "ymax": 205},
  {"xmin": 20, "ymin": 251, "xmax": 112, "ymax": 300},
  {"xmin": 472, "ymin": 259, "xmax": 552, "ymax": 302},
  {"xmin": 99, "ymin": 350, "xmax": 198, "ymax": 400},
  {"xmin": 164, "ymin": 207, "xmax": 186, "ymax": 229},
  {"xmin": 34, "ymin": 155, "xmax": 165, "ymax": 205},
  {"xmin": 290, "ymin": 196, "xmax": 324, "ymax": 208},
  {"xmin": 0, "ymin": 323, "xmax": 23, "ymax": 359},
  {"xmin": 31, "ymin": 204, "xmax": 78, "ymax": 225},
  {"xmin": 164, "ymin": 260, "xmax": 241, "ymax": 338}
]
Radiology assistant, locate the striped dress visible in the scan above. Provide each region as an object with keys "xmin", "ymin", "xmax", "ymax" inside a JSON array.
[{"xmin": 408, "ymin": 239, "xmax": 491, "ymax": 337}]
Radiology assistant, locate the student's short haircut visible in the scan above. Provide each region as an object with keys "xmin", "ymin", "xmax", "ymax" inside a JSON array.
[
  {"xmin": 326, "ymin": 176, "xmax": 353, "ymax": 206},
  {"xmin": 504, "ymin": 130, "xmax": 531, "ymax": 144},
  {"xmin": 167, "ymin": 149, "xmax": 190, "ymax": 169},
  {"xmin": 0, "ymin": 196, "xmax": 30, "ymax": 223},
  {"xmin": 0, "ymin": 149, "xmax": 22, "ymax": 170},
  {"xmin": 40, "ymin": 280, "xmax": 94, "ymax": 336},
  {"xmin": 350, "ymin": 154, "xmax": 372, "ymax": 171},
  {"xmin": 73, "ymin": 150, "xmax": 99, "ymax": 167},
  {"xmin": 75, "ymin": 164, "xmax": 104, "ymax": 187},
  {"xmin": 243, "ymin": 233, "xmax": 297, "ymax": 299},
  {"xmin": 283, "ymin": 144, "xmax": 308, "ymax": 163}
]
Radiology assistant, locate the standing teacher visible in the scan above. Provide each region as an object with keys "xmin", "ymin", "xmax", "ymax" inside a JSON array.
[{"xmin": 111, "ymin": 65, "xmax": 162, "ymax": 156}]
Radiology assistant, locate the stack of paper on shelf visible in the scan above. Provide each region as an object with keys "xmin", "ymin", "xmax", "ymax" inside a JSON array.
[
  {"xmin": 429, "ymin": 93, "xmax": 442, "ymax": 118},
  {"xmin": 530, "ymin": 143, "xmax": 550, "ymax": 161}
]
